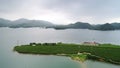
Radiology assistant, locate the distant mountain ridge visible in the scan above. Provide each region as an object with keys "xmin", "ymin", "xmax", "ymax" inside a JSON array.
[
  {"xmin": 0, "ymin": 18, "xmax": 11, "ymax": 27},
  {"xmin": 52, "ymin": 22, "xmax": 117, "ymax": 30},
  {"xmin": 0, "ymin": 18, "xmax": 54, "ymax": 28},
  {"xmin": 0, "ymin": 18, "xmax": 120, "ymax": 30}
]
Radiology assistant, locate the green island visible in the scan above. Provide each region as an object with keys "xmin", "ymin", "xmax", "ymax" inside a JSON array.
[{"xmin": 14, "ymin": 42, "xmax": 120, "ymax": 65}]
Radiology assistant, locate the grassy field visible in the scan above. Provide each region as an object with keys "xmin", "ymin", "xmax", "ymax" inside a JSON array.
[{"xmin": 14, "ymin": 43, "xmax": 120, "ymax": 65}]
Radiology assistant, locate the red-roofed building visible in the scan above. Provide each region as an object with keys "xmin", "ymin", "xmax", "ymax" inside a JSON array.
[{"xmin": 82, "ymin": 42, "xmax": 99, "ymax": 46}]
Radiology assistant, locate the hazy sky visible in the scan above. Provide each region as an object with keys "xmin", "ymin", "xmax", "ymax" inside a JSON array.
[{"xmin": 0, "ymin": 0, "xmax": 120, "ymax": 24}]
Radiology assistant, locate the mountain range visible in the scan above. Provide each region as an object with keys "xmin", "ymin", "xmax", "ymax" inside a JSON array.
[
  {"xmin": 0, "ymin": 18, "xmax": 120, "ymax": 30},
  {"xmin": 0, "ymin": 18, "xmax": 54, "ymax": 28}
]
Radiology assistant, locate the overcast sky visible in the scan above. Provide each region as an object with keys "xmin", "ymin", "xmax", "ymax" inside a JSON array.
[{"xmin": 0, "ymin": 0, "xmax": 120, "ymax": 24}]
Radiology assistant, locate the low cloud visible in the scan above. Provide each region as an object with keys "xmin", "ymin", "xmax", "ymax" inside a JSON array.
[{"xmin": 0, "ymin": 0, "xmax": 120, "ymax": 24}]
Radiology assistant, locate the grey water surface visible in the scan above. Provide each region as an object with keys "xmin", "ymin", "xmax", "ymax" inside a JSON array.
[{"xmin": 0, "ymin": 27, "xmax": 120, "ymax": 68}]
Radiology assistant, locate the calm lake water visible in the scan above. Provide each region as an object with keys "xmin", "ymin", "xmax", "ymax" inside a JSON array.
[{"xmin": 0, "ymin": 27, "xmax": 120, "ymax": 68}]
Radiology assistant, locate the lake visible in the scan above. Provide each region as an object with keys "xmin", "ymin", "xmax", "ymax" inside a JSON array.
[{"xmin": 0, "ymin": 27, "xmax": 120, "ymax": 68}]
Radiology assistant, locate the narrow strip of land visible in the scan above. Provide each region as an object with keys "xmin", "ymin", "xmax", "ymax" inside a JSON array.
[{"xmin": 14, "ymin": 43, "xmax": 120, "ymax": 65}]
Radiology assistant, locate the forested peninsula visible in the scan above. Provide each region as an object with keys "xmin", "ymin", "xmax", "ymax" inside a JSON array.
[{"xmin": 14, "ymin": 42, "xmax": 120, "ymax": 65}]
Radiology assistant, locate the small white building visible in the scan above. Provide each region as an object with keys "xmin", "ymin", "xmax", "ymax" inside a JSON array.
[{"xmin": 82, "ymin": 42, "xmax": 99, "ymax": 46}]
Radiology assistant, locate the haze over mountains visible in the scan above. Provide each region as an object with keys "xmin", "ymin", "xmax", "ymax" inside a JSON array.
[
  {"xmin": 0, "ymin": 18, "xmax": 120, "ymax": 30},
  {"xmin": 0, "ymin": 18, "xmax": 54, "ymax": 28}
]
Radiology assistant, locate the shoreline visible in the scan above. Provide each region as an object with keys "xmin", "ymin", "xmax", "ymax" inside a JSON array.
[
  {"xmin": 14, "ymin": 51, "xmax": 120, "ymax": 65},
  {"xmin": 13, "ymin": 43, "xmax": 120, "ymax": 65}
]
